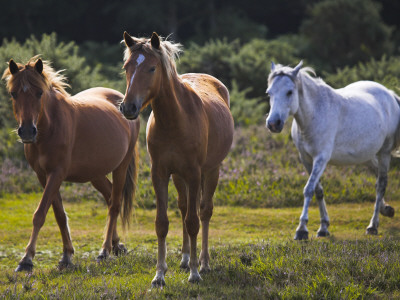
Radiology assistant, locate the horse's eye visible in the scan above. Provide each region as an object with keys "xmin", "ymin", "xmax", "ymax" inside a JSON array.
[
  {"xmin": 10, "ymin": 91, "xmax": 17, "ymax": 99},
  {"xmin": 149, "ymin": 66, "xmax": 156, "ymax": 73},
  {"xmin": 287, "ymin": 90, "xmax": 293, "ymax": 97},
  {"xmin": 37, "ymin": 91, "xmax": 43, "ymax": 98}
]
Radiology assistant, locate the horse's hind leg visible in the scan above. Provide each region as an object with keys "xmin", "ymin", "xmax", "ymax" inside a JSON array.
[
  {"xmin": 367, "ymin": 154, "xmax": 391, "ymax": 235},
  {"xmin": 172, "ymin": 174, "xmax": 190, "ymax": 270},
  {"xmin": 91, "ymin": 177, "xmax": 126, "ymax": 256},
  {"xmin": 199, "ymin": 167, "xmax": 219, "ymax": 273},
  {"xmin": 366, "ymin": 158, "xmax": 395, "ymax": 219},
  {"xmin": 97, "ymin": 166, "xmax": 127, "ymax": 260},
  {"xmin": 315, "ymin": 183, "xmax": 330, "ymax": 237}
]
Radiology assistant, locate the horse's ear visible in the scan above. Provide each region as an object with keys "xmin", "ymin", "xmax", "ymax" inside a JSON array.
[
  {"xmin": 292, "ymin": 60, "xmax": 303, "ymax": 77},
  {"xmin": 124, "ymin": 31, "xmax": 135, "ymax": 48},
  {"xmin": 271, "ymin": 61, "xmax": 276, "ymax": 72},
  {"xmin": 35, "ymin": 59, "xmax": 43, "ymax": 75},
  {"xmin": 151, "ymin": 32, "xmax": 160, "ymax": 49},
  {"xmin": 9, "ymin": 59, "xmax": 19, "ymax": 75}
]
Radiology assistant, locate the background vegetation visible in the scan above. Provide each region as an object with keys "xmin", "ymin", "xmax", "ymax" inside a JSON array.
[{"xmin": 1, "ymin": 0, "xmax": 400, "ymax": 298}]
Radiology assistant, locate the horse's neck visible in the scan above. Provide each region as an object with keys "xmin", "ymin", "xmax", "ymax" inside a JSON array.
[
  {"xmin": 151, "ymin": 74, "xmax": 184, "ymax": 128},
  {"xmin": 294, "ymin": 75, "xmax": 332, "ymax": 130},
  {"xmin": 37, "ymin": 90, "xmax": 64, "ymax": 134}
]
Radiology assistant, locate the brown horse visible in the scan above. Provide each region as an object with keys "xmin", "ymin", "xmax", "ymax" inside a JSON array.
[
  {"xmin": 2, "ymin": 57, "xmax": 140, "ymax": 272},
  {"xmin": 121, "ymin": 32, "xmax": 234, "ymax": 286}
]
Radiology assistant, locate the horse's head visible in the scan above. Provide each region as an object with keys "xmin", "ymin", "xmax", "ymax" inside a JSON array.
[
  {"xmin": 120, "ymin": 32, "xmax": 162, "ymax": 120},
  {"xmin": 266, "ymin": 61, "xmax": 303, "ymax": 133},
  {"xmin": 121, "ymin": 31, "xmax": 181, "ymax": 120},
  {"xmin": 3, "ymin": 58, "xmax": 46, "ymax": 143}
]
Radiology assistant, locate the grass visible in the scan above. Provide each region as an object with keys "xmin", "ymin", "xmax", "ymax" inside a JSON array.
[
  {"xmin": 1, "ymin": 122, "xmax": 400, "ymax": 298},
  {"xmin": 1, "ymin": 193, "xmax": 400, "ymax": 299}
]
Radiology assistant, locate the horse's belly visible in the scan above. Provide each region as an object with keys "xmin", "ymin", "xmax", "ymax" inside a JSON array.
[
  {"xmin": 67, "ymin": 127, "xmax": 130, "ymax": 181},
  {"xmin": 329, "ymin": 143, "xmax": 382, "ymax": 165}
]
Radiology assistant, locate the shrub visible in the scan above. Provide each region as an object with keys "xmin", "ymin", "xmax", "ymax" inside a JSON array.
[{"xmin": 0, "ymin": 33, "xmax": 122, "ymax": 128}]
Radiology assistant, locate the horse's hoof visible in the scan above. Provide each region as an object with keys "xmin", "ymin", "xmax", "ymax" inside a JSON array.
[
  {"xmin": 381, "ymin": 205, "xmax": 395, "ymax": 218},
  {"xmin": 366, "ymin": 227, "xmax": 378, "ymax": 235},
  {"xmin": 112, "ymin": 243, "xmax": 127, "ymax": 256},
  {"xmin": 188, "ymin": 271, "xmax": 202, "ymax": 283},
  {"xmin": 15, "ymin": 261, "xmax": 33, "ymax": 272},
  {"xmin": 96, "ymin": 249, "xmax": 109, "ymax": 262},
  {"xmin": 317, "ymin": 230, "xmax": 330, "ymax": 237},
  {"xmin": 294, "ymin": 230, "xmax": 309, "ymax": 240},
  {"xmin": 180, "ymin": 261, "xmax": 189, "ymax": 271},
  {"xmin": 58, "ymin": 259, "xmax": 73, "ymax": 270},
  {"xmin": 151, "ymin": 276, "xmax": 166, "ymax": 288},
  {"xmin": 199, "ymin": 265, "xmax": 211, "ymax": 274}
]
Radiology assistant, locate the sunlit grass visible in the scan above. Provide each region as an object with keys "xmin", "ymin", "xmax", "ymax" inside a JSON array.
[{"xmin": 1, "ymin": 194, "xmax": 400, "ymax": 298}]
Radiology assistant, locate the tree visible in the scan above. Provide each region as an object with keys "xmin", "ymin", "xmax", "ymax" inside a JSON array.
[{"xmin": 300, "ymin": 0, "xmax": 393, "ymax": 71}]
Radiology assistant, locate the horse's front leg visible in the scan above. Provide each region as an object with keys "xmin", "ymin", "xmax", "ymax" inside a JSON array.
[
  {"xmin": 367, "ymin": 154, "xmax": 391, "ymax": 235},
  {"xmin": 16, "ymin": 171, "xmax": 64, "ymax": 272},
  {"xmin": 52, "ymin": 192, "xmax": 74, "ymax": 269},
  {"xmin": 315, "ymin": 183, "xmax": 330, "ymax": 237},
  {"xmin": 185, "ymin": 168, "xmax": 202, "ymax": 283},
  {"xmin": 151, "ymin": 167, "xmax": 170, "ymax": 288},
  {"xmin": 172, "ymin": 174, "xmax": 190, "ymax": 270},
  {"xmin": 295, "ymin": 157, "xmax": 328, "ymax": 240}
]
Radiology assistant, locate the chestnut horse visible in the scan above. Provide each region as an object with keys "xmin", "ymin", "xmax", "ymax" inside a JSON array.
[
  {"xmin": 2, "ymin": 57, "xmax": 140, "ymax": 271},
  {"xmin": 121, "ymin": 32, "xmax": 234, "ymax": 286}
]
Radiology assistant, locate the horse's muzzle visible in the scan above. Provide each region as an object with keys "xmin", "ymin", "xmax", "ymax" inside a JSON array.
[
  {"xmin": 266, "ymin": 119, "xmax": 284, "ymax": 133},
  {"xmin": 18, "ymin": 125, "xmax": 37, "ymax": 143},
  {"xmin": 120, "ymin": 102, "xmax": 139, "ymax": 120}
]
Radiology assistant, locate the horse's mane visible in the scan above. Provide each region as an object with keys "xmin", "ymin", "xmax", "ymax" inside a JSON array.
[
  {"xmin": 268, "ymin": 64, "xmax": 324, "ymax": 86},
  {"xmin": 2, "ymin": 56, "xmax": 70, "ymax": 96},
  {"xmin": 123, "ymin": 35, "xmax": 182, "ymax": 79}
]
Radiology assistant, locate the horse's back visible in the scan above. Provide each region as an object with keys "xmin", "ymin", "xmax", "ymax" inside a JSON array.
[
  {"xmin": 73, "ymin": 87, "xmax": 124, "ymax": 108},
  {"xmin": 300, "ymin": 80, "xmax": 400, "ymax": 165},
  {"xmin": 181, "ymin": 73, "xmax": 230, "ymax": 107}
]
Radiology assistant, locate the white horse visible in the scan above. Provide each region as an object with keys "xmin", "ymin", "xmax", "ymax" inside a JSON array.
[{"xmin": 266, "ymin": 61, "xmax": 400, "ymax": 240}]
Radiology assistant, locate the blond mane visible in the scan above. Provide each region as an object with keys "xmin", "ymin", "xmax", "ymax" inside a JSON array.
[
  {"xmin": 2, "ymin": 56, "xmax": 70, "ymax": 96},
  {"xmin": 123, "ymin": 35, "xmax": 182, "ymax": 79}
]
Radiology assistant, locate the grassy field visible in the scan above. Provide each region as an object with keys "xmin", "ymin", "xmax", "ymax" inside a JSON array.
[
  {"xmin": 1, "ymin": 193, "xmax": 400, "ymax": 299},
  {"xmin": 1, "ymin": 123, "xmax": 400, "ymax": 298}
]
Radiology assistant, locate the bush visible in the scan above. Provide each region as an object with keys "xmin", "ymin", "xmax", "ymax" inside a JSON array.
[
  {"xmin": 178, "ymin": 37, "xmax": 300, "ymax": 126},
  {"xmin": 324, "ymin": 55, "xmax": 400, "ymax": 91},
  {"xmin": 0, "ymin": 33, "xmax": 122, "ymax": 128}
]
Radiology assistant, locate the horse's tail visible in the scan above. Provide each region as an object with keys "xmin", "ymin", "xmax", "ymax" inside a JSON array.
[
  {"xmin": 392, "ymin": 92, "xmax": 400, "ymax": 157},
  {"xmin": 120, "ymin": 141, "xmax": 139, "ymax": 229}
]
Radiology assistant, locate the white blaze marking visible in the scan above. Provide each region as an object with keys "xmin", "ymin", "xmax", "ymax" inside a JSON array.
[
  {"xmin": 136, "ymin": 54, "xmax": 145, "ymax": 66},
  {"xmin": 128, "ymin": 54, "xmax": 145, "ymax": 93}
]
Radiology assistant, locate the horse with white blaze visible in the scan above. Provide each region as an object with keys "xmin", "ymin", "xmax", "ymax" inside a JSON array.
[{"xmin": 266, "ymin": 61, "xmax": 400, "ymax": 240}]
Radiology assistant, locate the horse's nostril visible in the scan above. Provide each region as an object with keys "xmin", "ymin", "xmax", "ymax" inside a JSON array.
[
  {"xmin": 276, "ymin": 119, "xmax": 282, "ymax": 127},
  {"xmin": 32, "ymin": 126, "xmax": 37, "ymax": 136},
  {"xmin": 17, "ymin": 127, "xmax": 22, "ymax": 136}
]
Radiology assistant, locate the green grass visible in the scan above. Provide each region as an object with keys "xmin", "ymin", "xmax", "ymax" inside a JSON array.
[
  {"xmin": 2, "ymin": 123, "xmax": 400, "ymax": 298},
  {"xmin": 1, "ymin": 194, "xmax": 400, "ymax": 299}
]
